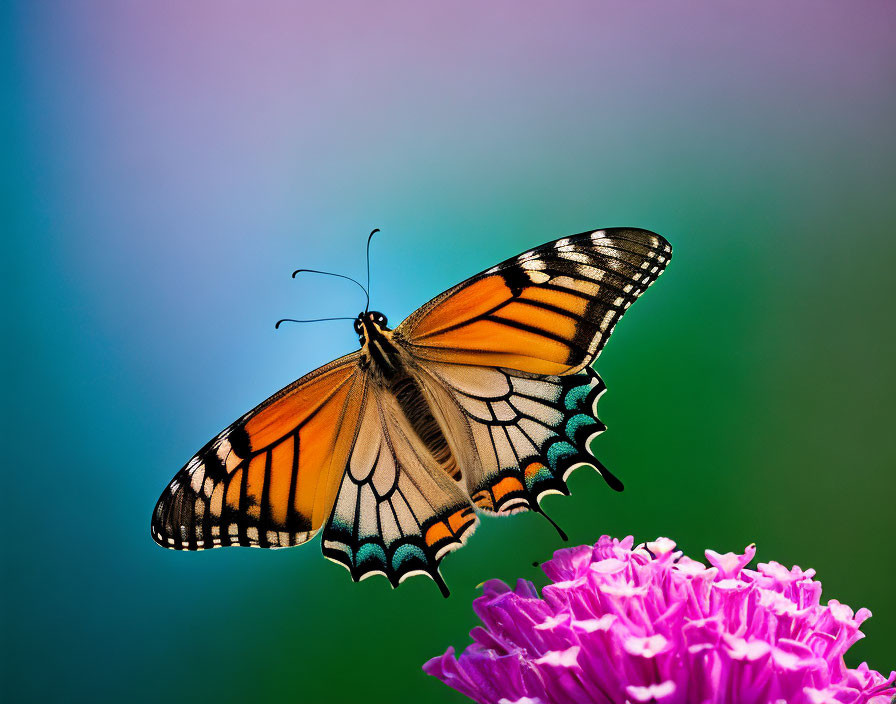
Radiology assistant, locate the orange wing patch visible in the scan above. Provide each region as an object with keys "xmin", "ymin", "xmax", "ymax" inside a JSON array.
[
  {"xmin": 424, "ymin": 506, "xmax": 477, "ymax": 555},
  {"xmin": 478, "ymin": 475, "xmax": 528, "ymax": 514},
  {"xmin": 409, "ymin": 275, "xmax": 512, "ymax": 339}
]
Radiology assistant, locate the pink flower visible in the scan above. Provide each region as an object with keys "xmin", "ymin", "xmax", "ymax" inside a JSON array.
[{"xmin": 424, "ymin": 536, "xmax": 895, "ymax": 704}]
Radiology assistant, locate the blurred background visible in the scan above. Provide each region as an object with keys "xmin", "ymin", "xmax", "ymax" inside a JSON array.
[{"xmin": 4, "ymin": 1, "xmax": 895, "ymax": 701}]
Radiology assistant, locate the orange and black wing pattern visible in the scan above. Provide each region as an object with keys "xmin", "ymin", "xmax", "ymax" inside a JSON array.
[
  {"xmin": 397, "ymin": 228, "xmax": 671, "ymax": 376},
  {"xmin": 151, "ymin": 352, "xmax": 366, "ymax": 550}
]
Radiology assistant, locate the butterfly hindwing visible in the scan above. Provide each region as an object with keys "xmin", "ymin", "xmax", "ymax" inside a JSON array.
[
  {"xmin": 414, "ymin": 361, "xmax": 615, "ymax": 520},
  {"xmin": 397, "ymin": 228, "xmax": 671, "ymax": 376},
  {"xmin": 320, "ymin": 384, "xmax": 477, "ymax": 595},
  {"xmin": 151, "ymin": 352, "xmax": 366, "ymax": 550}
]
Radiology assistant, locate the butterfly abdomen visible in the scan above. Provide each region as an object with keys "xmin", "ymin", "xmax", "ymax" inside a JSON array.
[{"xmin": 390, "ymin": 374, "xmax": 460, "ymax": 481}]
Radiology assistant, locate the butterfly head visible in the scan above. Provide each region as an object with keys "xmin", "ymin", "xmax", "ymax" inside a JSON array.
[{"xmin": 355, "ymin": 310, "xmax": 390, "ymax": 345}]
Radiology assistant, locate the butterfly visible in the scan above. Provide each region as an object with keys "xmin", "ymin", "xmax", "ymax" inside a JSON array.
[{"xmin": 151, "ymin": 227, "xmax": 671, "ymax": 596}]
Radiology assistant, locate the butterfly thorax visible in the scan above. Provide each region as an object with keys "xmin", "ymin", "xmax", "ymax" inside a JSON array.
[
  {"xmin": 355, "ymin": 311, "xmax": 460, "ymax": 480},
  {"xmin": 355, "ymin": 311, "xmax": 402, "ymax": 378}
]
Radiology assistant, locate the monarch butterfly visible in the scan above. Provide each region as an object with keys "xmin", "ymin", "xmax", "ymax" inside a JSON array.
[{"xmin": 151, "ymin": 227, "xmax": 671, "ymax": 596}]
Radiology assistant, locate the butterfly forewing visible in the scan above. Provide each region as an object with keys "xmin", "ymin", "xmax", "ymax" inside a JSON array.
[
  {"xmin": 151, "ymin": 352, "xmax": 366, "ymax": 550},
  {"xmin": 397, "ymin": 228, "xmax": 671, "ymax": 375}
]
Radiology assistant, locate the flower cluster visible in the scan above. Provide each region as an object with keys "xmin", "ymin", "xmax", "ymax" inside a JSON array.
[{"xmin": 424, "ymin": 536, "xmax": 895, "ymax": 704}]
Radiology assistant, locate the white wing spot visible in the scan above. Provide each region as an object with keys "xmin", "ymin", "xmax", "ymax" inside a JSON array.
[
  {"xmin": 511, "ymin": 376, "xmax": 561, "ymax": 400},
  {"xmin": 558, "ymin": 251, "xmax": 589, "ymax": 264},
  {"xmin": 216, "ymin": 438, "xmax": 232, "ymax": 462}
]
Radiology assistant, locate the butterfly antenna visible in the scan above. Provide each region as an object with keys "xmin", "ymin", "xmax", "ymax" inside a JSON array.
[
  {"xmin": 291, "ymin": 268, "xmax": 369, "ymax": 309},
  {"xmin": 365, "ymin": 228, "xmax": 379, "ymax": 313},
  {"xmin": 275, "ymin": 316, "xmax": 356, "ymax": 329}
]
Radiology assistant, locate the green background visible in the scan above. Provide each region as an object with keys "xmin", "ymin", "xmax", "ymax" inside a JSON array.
[{"xmin": 5, "ymin": 2, "xmax": 894, "ymax": 702}]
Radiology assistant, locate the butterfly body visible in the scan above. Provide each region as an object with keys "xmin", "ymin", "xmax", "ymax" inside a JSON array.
[
  {"xmin": 354, "ymin": 310, "xmax": 460, "ymax": 477},
  {"xmin": 152, "ymin": 228, "xmax": 672, "ymax": 596}
]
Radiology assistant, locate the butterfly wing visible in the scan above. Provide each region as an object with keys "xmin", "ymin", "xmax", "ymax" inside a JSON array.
[
  {"xmin": 396, "ymin": 228, "xmax": 671, "ymax": 376},
  {"xmin": 411, "ymin": 361, "xmax": 614, "ymax": 520},
  {"xmin": 320, "ymin": 382, "xmax": 477, "ymax": 596},
  {"xmin": 151, "ymin": 352, "xmax": 367, "ymax": 550}
]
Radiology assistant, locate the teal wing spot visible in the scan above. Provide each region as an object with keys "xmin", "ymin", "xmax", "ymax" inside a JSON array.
[
  {"xmin": 357, "ymin": 542, "xmax": 387, "ymax": 567},
  {"xmin": 547, "ymin": 441, "xmax": 577, "ymax": 471},
  {"xmin": 392, "ymin": 543, "xmax": 426, "ymax": 571},
  {"xmin": 564, "ymin": 383, "xmax": 591, "ymax": 410},
  {"xmin": 565, "ymin": 413, "xmax": 593, "ymax": 441},
  {"xmin": 329, "ymin": 515, "xmax": 352, "ymax": 532}
]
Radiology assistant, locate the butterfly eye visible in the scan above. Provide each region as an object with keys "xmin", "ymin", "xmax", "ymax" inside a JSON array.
[
  {"xmin": 353, "ymin": 319, "xmax": 363, "ymax": 334},
  {"xmin": 367, "ymin": 311, "xmax": 388, "ymax": 327}
]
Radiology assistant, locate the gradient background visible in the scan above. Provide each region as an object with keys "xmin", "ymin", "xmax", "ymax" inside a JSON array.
[{"xmin": 4, "ymin": 2, "xmax": 895, "ymax": 702}]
